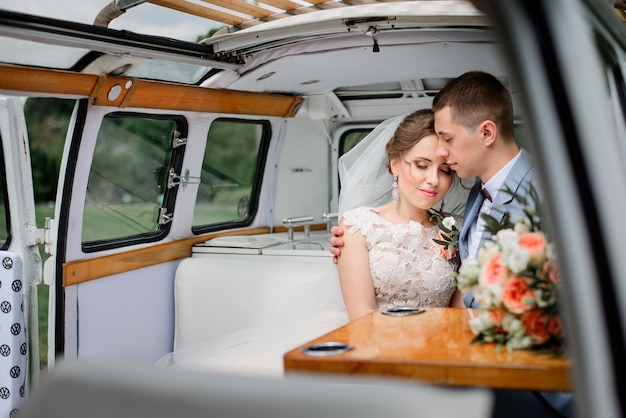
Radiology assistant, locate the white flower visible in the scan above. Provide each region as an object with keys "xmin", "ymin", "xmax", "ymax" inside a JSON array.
[
  {"xmin": 473, "ymin": 284, "xmax": 503, "ymax": 307},
  {"xmin": 495, "ymin": 229, "xmax": 519, "ymax": 252},
  {"xmin": 469, "ymin": 314, "xmax": 496, "ymax": 335},
  {"xmin": 478, "ymin": 241, "xmax": 500, "ymax": 264},
  {"xmin": 456, "ymin": 257, "xmax": 481, "ymax": 289},
  {"xmin": 508, "ymin": 334, "xmax": 532, "ymax": 350},
  {"xmin": 514, "ymin": 220, "xmax": 531, "ymax": 234},
  {"xmin": 503, "ymin": 246, "xmax": 531, "ymax": 274},
  {"xmin": 501, "ymin": 313, "xmax": 522, "ymax": 333},
  {"xmin": 442, "ymin": 216, "xmax": 456, "ymax": 230}
]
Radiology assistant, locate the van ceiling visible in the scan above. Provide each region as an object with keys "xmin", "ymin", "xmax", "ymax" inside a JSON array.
[{"xmin": 203, "ymin": 29, "xmax": 506, "ymax": 97}]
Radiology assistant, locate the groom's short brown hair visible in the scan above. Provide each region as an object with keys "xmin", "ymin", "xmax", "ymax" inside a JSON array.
[{"xmin": 432, "ymin": 71, "xmax": 515, "ymax": 142}]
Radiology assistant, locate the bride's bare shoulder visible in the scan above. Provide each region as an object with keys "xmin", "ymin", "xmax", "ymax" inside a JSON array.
[{"xmin": 371, "ymin": 203, "xmax": 394, "ymax": 220}]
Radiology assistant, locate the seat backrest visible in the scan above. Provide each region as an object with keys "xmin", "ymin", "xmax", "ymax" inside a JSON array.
[{"xmin": 174, "ymin": 250, "xmax": 343, "ymax": 351}]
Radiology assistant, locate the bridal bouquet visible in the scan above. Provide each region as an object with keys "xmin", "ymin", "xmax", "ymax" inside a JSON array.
[{"xmin": 454, "ymin": 187, "xmax": 565, "ymax": 353}]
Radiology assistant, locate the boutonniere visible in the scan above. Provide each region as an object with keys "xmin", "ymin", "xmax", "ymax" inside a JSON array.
[{"xmin": 429, "ymin": 208, "xmax": 460, "ymax": 261}]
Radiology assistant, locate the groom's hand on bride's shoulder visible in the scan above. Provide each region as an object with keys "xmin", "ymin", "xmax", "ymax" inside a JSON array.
[{"xmin": 329, "ymin": 225, "xmax": 345, "ymax": 264}]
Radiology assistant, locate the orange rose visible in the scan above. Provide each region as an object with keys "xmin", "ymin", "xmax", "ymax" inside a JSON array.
[
  {"xmin": 546, "ymin": 313, "xmax": 564, "ymax": 338},
  {"xmin": 480, "ymin": 252, "xmax": 508, "ymax": 286},
  {"xmin": 502, "ymin": 276, "xmax": 535, "ymax": 314},
  {"xmin": 521, "ymin": 310, "xmax": 563, "ymax": 344},
  {"xmin": 518, "ymin": 232, "xmax": 547, "ymax": 264},
  {"xmin": 521, "ymin": 310, "xmax": 550, "ymax": 344}
]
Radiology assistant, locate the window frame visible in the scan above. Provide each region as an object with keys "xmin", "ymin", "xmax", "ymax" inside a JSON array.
[
  {"xmin": 81, "ymin": 111, "xmax": 188, "ymax": 253},
  {"xmin": 191, "ymin": 117, "xmax": 272, "ymax": 235}
]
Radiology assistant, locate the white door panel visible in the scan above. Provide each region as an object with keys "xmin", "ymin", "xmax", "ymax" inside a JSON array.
[
  {"xmin": 74, "ymin": 261, "xmax": 179, "ymax": 363},
  {"xmin": 0, "ymin": 97, "xmax": 41, "ymax": 414},
  {"xmin": 0, "ymin": 252, "xmax": 27, "ymax": 417},
  {"xmin": 55, "ymin": 103, "xmax": 188, "ymax": 362}
]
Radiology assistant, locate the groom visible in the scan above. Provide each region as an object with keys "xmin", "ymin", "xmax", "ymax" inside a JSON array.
[
  {"xmin": 329, "ymin": 71, "xmax": 571, "ymax": 418},
  {"xmin": 430, "ymin": 71, "xmax": 536, "ymax": 308}
]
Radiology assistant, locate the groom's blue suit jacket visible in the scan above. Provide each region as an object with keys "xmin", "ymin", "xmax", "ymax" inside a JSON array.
[{"xmin": 459, "ymin": 148, "xmax": 538, "ymax": 308}]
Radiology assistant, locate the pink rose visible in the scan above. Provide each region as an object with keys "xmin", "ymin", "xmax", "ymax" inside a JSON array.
[
  {"xmin": 480, "ymin": 252, "xmax": 507, "ymax": 286},
  {"xmin": 502, "ymin": 276, "xmax": 535, "ymax": 314},
  {"xmin": 518, "ymin": 232, "xmax": 547, "ymax": 264}
]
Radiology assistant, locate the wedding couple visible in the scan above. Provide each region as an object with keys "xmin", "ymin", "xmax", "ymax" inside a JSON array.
[
  {"xmin": 332, "ymin": 70, "xmax": 534, "ymax": 316},
  {"xmin": 332, "ymin": 71, "xmax": 571, "ymax": 418}
]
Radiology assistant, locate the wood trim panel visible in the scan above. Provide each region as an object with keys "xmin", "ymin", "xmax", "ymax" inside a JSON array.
[
  {"xmin": 255, "ymin": 0, "xmax": 313, "ymax": 12},
  {"xmin": 272, "ymin": 223, "xmax": 328, "ymax": 233},
  {"xmin": 0, "ymin": 65, "xmax": 100, "ymax": 96},
  {"xmin": 200, "ymin": 0, "xmax": 276, "ymax": 19},
  {"xmin": 151, "ymin": 0, "xmax": 248, "ymax": 26},
  {"xmin": 148, "ymin": 0, "xmax": 409, "ymax": 27},
  {"xmin": 120, "ymin": 79, "xmax": 302, "ymax": 116},
  {"xmin": 63, "ymin": 228, "xmax": 270, "ymax": 287},
  {"xmin": 0, "ymin": 65, "xmax": 304, "ymax": 117}
]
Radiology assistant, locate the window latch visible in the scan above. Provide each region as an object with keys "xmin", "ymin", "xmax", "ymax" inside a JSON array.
[
  {"xmin": 167, "ymin": 168, "xmax": 201, "ymax": 189},
  {"xmin": 158, "ymin": 207, "xmax": 173, "ymax": 225},
  {"xmin": 171, "ymin": 131, "xmax": 187, "ymax": 148}
]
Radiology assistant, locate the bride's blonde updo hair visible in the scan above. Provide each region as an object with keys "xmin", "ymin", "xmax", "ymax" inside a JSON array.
[{"xmin": 384, "ymin": 109, "xmax": 436, "ymax": 174}]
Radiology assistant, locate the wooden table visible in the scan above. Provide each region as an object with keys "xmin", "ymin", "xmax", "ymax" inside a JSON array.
[{"xmin": 284, "ymin": 308, "xmax": 571, "ymax": 392}]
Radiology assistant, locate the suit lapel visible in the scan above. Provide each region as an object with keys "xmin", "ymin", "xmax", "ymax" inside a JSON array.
[
  {"xmin": 459, "ymin": 149, "xmax": 537, "ymax": 260},
  {"xmin": 491, "ymin": 149, "xmax": 536, "ymax": 218}
]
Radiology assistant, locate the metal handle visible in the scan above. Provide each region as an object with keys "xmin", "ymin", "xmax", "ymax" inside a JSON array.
[{"xmin": 283, "ymin": 216, "xmax": 314, "ymax": 240}]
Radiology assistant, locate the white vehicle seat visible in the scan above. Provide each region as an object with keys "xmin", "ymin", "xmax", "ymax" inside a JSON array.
[{"xmin": 169, "ymin": 233, "xmax": 347, "ymax": 376}]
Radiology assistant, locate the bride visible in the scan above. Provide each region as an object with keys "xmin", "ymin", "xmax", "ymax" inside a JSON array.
[
  {"xmin": 156, "ymin": 109, "xmax": 467, "ymax": 376},
  {"xmin": 337, "ymin": 109, "xmax": 467, "ymax": 321}
]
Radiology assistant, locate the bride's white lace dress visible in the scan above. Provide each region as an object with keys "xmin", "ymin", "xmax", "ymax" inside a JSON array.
[{"xmin": 342, "ymin": 207, "xmax": 459, "ymax": 309}]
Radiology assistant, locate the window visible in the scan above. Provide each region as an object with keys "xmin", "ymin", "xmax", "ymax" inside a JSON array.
[
  {"xmin": 336, "ymin": 128, "xmax": 373, "ymax": 196},
  {"xmin": 82, "ymin": 113, "xmax": 186, "ymax": 247},
  {"xmin": 192, "ymin": 119, "xmax": 269, "ymax": 231},
  {"xmin": 339, "ymin": 128, "xmax": 371, "ymax": 158}
]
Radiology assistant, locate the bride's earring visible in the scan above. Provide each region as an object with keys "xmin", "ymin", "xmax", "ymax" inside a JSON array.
[
  {"xmin": 392, "ymin": 175, "xmax": 399, "ymax": 210},
  {"xmin": 440, "ymin": 197, "xmax": 445, "ymax": 213}
]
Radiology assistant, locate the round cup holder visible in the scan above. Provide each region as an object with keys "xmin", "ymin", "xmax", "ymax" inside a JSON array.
[
  {"xmin": 300, "ymin": 342, "xmax": 354, "ymax": 356},
  {"xmin": 381, "ymin": 307, "xmax": 426, "ymax": 316}
]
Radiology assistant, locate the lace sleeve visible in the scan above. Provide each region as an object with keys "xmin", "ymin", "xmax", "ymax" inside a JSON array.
[{"xmin": 341, "ymin": 207, "xmax": 378, "ymax": 238}]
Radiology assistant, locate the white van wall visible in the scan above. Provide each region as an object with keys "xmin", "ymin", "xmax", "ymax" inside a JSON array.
[{"xmin": 272, "ymin": 119, "xmax": 330, "ymax": 226}]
